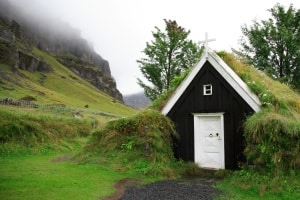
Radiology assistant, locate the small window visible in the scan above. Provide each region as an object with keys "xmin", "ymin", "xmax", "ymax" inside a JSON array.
[{"xmin": 203, "ymin": 84, "xmax": 212, "ymax": 95}]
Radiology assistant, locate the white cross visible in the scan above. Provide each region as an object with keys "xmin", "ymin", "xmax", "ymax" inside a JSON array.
[{"xmin": 198, "ymin": 32, "xmax": 216, "ymax": 58}]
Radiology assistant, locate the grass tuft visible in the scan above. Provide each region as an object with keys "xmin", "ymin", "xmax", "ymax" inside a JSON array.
[{"xmin": 0, "ymin": 107, "xmax": 94, "ymax": 156}]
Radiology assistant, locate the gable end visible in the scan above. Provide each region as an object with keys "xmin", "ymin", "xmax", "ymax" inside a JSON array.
[{"xmin": 162, "ymin": 50, "xmax": 261, "ymax": 115}]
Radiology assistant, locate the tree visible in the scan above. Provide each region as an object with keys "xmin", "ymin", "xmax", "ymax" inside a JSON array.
[
  {"xmin": 137, "ymin": 19, "xmax": 202, "ymax": 100},
  {"xmin": 240, "ymin": 4, "xmax": 300, "ymax": 89}
]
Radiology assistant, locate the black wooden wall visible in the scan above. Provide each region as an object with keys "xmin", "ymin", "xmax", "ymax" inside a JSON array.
[{"xmin": 167, "ymin": 61, "xmax": 254, "ymax": 169}]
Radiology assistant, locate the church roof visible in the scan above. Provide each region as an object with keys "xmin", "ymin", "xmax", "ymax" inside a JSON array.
[{"xmin": 161, "ymin": 49, "xmax": 261, "ymax": 115}]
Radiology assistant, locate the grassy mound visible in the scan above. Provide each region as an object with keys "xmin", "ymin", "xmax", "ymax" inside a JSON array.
[
  {"xmin": 84, "ymin": 109, "xmax": 179, "ymax": 177},
  {"xmin": 0, "ymin": 107, "xmax": 94, "ymax": 155},
  {"xmin": 221, "ymin": 52, "xmax": 300, "ymax": 173}
]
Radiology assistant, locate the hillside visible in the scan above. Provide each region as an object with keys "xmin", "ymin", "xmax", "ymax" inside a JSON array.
[
  {"xmin": 0, "ymin": 0, "xmax": 123, "ymax": 102},
  {"xmin": 0, "ymin": 2, "xmax": 136, "ymax": 117}
]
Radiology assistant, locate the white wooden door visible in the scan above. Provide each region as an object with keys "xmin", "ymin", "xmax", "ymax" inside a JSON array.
[{"xmin": 193, "ymin": 113, "xmax": 225, "ymax": 169}]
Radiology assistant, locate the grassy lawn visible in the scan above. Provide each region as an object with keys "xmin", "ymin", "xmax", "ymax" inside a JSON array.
[
  {"xmin": 215, "ymin": 170, "xmax": 300, "ymax": 200},
  {"xmin": 0, "ymin": 153, "xmax": 137, "ymax": 200}
]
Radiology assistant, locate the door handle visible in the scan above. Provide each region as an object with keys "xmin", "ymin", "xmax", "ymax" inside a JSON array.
[
  {"xmin": 209, "ymin": 133, "xmax": 213, "ymax": 137},
  {"xmin": 216, "ymin": 133, "xmax": 222, "ymax": 140}
]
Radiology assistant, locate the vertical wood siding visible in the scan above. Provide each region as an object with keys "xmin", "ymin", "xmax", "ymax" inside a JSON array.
[{"xmin": 168, "ymin": 61, "xmax": 254, "ymax": 169}]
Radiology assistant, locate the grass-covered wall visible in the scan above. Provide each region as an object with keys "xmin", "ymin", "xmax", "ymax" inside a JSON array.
[
  {"xmin": 220, "ymin": 52, "xmax": 300, "ymax": 173},
  {"xmin": 85, "ymin": 110, "xmax": 179, "ymax": 177}
]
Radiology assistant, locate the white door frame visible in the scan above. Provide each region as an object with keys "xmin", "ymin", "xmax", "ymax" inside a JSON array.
[{"xmin": 193, "ymin": 112, "xmax": 225, "ymax": 169}]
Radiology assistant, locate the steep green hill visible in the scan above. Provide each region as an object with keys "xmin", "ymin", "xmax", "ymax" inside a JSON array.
[
  {"xmin": 0, "ymin": 47, "xmax": 135, "ymax": 116},
  {"xmin": 0, "ymin": 1, "xmax": 135, "ymax": 117}
]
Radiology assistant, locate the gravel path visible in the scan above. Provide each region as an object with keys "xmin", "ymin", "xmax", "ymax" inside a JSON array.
[{"xmin": 119, "ymin": 177, "xmax": 222, "ymax": 200}]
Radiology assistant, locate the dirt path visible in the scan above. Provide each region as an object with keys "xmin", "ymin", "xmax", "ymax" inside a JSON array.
[
  {"xmin": 119, "ymin": 178, "xmax": 221, "ymax": 200},
  {"xmin": 51, "ymin": 154, "xmax": 221, "ymax": 200},
  {"xmin": 103, "ymin": 176, "xmax": 221, "ymax": 200},
  {"xmin": 103, "ymin": 178, "xmax": 141, "ymax": 200},
  {"xmin": 51, "ymin": 154, "xmax": 74, "ymax": 162},
  {"xmin": 51, "ymin": 154, "xmax": 141, "ymax": 200}
]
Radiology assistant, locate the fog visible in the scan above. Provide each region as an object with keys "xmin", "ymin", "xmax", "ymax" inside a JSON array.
[
  {"xmin": 3, "ymin": 0, "xmax": 85, "ymax": 45},
  {"xmin": 5, "ymin": 0, "xmax": 300, "ymax": 95}
]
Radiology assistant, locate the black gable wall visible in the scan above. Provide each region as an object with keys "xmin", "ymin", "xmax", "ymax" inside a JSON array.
[{"xmin": 168, "ymin": 61, "xmax": 254, "ymax": 169}]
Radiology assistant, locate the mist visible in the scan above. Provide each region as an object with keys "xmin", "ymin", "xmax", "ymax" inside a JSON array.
[{"xmin": 3, "ymin": 0, "xmax": 300, "ymax": 95}]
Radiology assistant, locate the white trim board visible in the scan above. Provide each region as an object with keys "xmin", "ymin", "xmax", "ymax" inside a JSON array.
[{"xmin": 161, "ymin": 49, "xmax": 261, "ymax": 115}]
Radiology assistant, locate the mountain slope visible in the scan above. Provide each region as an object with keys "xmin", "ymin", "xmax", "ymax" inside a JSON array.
[
  {"xmin": 0, "ymin": 47, "xmax": 135, "ymax": 116},
  {"xmin": 124, "ymin": 92, "xmax": 151, "ymax": 109},
  {"xmin": 0, "ymin": 1, "xmax": 135, "ymax": 117},
  {"xmin": 0, "ymin": 0, "xmax": 123, "ymax": 101}
]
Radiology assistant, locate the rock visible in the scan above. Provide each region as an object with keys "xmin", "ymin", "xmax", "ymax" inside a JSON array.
[
  {"xmin": 0, "ymin": 28, "xmax": 18, "ymax": 69},
  {"xmin": 18, "ymin": 51, "xmax": 52, "ymax": 73},
  {"xmin": 56, "ymin": 54, "xmax": 123, "ymax": 101}
]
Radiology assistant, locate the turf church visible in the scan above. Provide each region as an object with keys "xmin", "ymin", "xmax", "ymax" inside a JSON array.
[{"xmin": 162, "ymin": 34, "xmax": 261, "ymax": 169}]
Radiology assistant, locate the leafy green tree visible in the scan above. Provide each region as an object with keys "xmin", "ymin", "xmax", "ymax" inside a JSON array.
[
  {"xmin": 240, "ymin": 4, "xmax": 300, "ymax": 89},
  {"xmin": 137, "ymin": 19, "xmax": 202, "ymax": 100}
]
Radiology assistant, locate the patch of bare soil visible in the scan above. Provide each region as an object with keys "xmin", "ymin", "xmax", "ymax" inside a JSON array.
[
  {"xmin": 103, "ymin": 178, "xmax": 141, "ymax": 200},
  {"xmin": 51, "ymin": 154, "xmax": 73, "ymax": 162}
]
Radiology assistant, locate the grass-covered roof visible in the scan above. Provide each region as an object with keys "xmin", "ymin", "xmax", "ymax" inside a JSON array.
[{"xmin": 220, "ymin": 52, "xmax": 300, "ymax": 172}]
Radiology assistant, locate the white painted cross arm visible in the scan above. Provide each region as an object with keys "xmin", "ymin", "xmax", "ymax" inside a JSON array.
[{"xmin": 198, "ymin": 32, "xmax": 216, "ymax": 58}]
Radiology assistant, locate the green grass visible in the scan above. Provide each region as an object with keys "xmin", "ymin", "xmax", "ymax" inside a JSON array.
[
  {"xmin": 0, "ymin": 48, "xmax": 136, "ymax": 117},
  {"xmin": 0, "ymin": 105, "xmax": 94, "ymax": 155},
  {"xmin": 0, "ymin": 105, "xmax": 148, "ymax": 200},
  {"xmin": 216, "ymin": 169, "xmax": 300, "ymax": 200},
  {"xmin": 0, "ymin": 104, "xmax": 298, "ymax": 199},
  {"xmin": 0, "ymin": 153, "xmax": 138, "ymax": 200},
  {"xmin": 219, "ymin": 52, "xmax": 300, "ymax": 173}
]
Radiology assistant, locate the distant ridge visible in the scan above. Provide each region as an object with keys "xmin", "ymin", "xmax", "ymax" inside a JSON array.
[{"xmin": 124, "ymin": 92, "xmax": 151, "ymax": 109}]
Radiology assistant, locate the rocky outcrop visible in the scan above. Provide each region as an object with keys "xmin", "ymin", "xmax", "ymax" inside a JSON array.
[
  {"xmin": 0, "ymin": 22, "xmax": 52, "ymax": 73},
  {"xmin": 56, "ymin": 55, "xmax": 123, "ymax": 101},
  {"xmin": 0, "ymin": 0, "xmax": 123, "ymax": 101},
  {"xmin": 18, "ymin": 51, "xmax": 52, "ymax": 73},
  {"xmin": 0, "ymin": 27, "xmax": 18, "ymax": 69}
]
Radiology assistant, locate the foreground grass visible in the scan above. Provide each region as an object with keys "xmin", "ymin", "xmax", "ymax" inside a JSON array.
[
  {"xmin": 215, "ymin": 170, "xmax": 300, "ymax": 200},
  {"xmin": 0, "ymin": 152, "xmax": 140, "ymax": 200},
  {"xmin": 1, "ymin": 152, "xmax": 299, "ymax": 200},
  {"xmin": 0, "ymin": 105, "xmax": 141, "ymax": 199}
]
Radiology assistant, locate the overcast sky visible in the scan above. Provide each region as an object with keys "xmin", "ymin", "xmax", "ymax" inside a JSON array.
[{"xmin": 9, "ymin": 0, "xmax": 300, "ymax": 95}]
